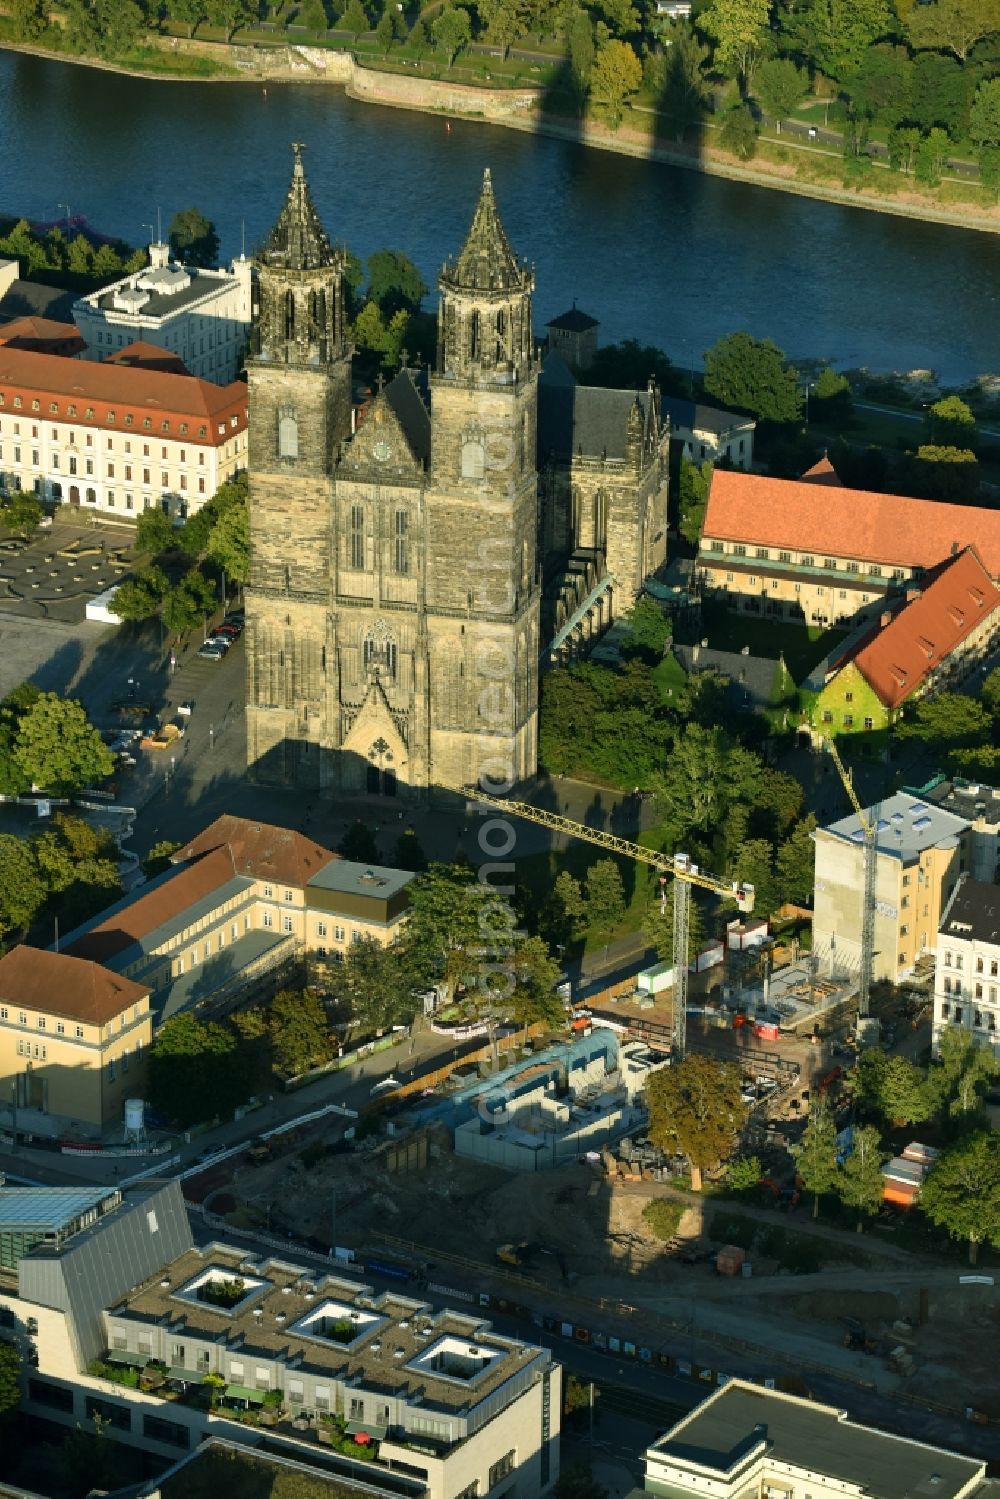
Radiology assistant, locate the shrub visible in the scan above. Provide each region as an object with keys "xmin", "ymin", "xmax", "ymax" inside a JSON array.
[{"xmin": 641, "ymin": 1198, "xmax": 684, "ymax": 1240}]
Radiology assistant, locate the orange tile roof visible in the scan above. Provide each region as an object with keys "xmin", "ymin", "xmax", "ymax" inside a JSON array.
[
  {"xmin": 845, "ymin": 546, "xmax": 1000, "ymax": 710},
  {"xmin": 0, "ymin": 945, "xmax": 149, "ymax": 1024},
  {"xmin": 800, "ymin": 455, "xmax": 841, "ymax": 486},
  {"xmin": 703, "ymin": 470, "xmax": 1000, "ymax": 577},
  {"xmin": 103, "ymin": 342, "xmax": 189, "ymax": 375},
  {"xmin": 66, "ymin": 845, "xmax": 238, "ymax": 964},
  {"xmin": 0, "ymin": 345, "xmax": 247, "ymax": 444},
  {"xmin": 0, "ymin": 315, "xmax": 86, "ymax": 356},
  {"xmin": 174, "ymin": 814, "xmax": 338, "ymax": 886}
]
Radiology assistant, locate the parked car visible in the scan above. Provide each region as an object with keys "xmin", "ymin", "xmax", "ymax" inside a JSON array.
[
  {"xmin": 370, "ymin": 1076, "xmax": 402, "ymax": 1097},
  {"xmin": 197, "ymin": 642, "xmax": 227, "ymax": 661},
  {"xmin": 212, "ymin": 622, "xmax": 241, "ymax": 639}
]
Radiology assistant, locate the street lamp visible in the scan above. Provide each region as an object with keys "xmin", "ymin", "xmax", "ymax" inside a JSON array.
[{"xmin": 58, "ymin": 203, "xmax": 71, "ymax": 227}]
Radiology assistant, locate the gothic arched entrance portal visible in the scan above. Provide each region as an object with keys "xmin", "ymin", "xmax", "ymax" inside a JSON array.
[{"xmin": 366, "ymin": 736, "xmax": 397, "ymax": 797}]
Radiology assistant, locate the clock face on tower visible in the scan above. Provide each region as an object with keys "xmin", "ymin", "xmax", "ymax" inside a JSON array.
[{"xmin": 372, "ymin": 439, "xmax": 391, "ymax": 463}]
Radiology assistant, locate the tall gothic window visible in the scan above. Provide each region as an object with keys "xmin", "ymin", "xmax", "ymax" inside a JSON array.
[
  {"xmin": 284, "ymin": 290, "xmax": 295, "ymax": 341},
  {"xmin": 461, "ymin": 437, "xmax": 485, "ymax": 480},
  {"xmin": 470, "ymin": 309, "xmax": 480, "ymax": 360},
  {"xmin": 394, "ymin": 509, "xmax": 409, "ymax": 575},
  {"xmin": 363, "ymin": 622, "xmax": 397, "ymax": 677},
  {"xmin": 350, "ymin": 504, "xmax": 365, "ymax": 569},
  {"xmin": 278, "ymin": 409, "xmax": 298, "ymax": 460},
  {"xmin": 495, "ymin": 309, "xmax": 506, "ymax": 364}
]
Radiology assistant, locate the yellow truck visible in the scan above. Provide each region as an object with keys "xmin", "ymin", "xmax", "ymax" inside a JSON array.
[{"xmin": 140, "ymin": 721, "xmax": 185, "ymax": 752}]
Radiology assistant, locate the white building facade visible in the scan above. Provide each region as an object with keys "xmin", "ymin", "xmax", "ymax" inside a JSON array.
[
  {"xmin": 0, "ymin": 345, "xmax": 247, "ymax": 520},
  {"xmin": 934, "ymin": 876, "xmax": 1000, "ymax": 1058},
  {"xmin": 73, "ymin": 242, "xmax": 253, "ymax": 385}
]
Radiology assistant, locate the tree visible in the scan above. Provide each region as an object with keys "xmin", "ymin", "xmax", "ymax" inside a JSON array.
[
  {"xmin": 375, "ymin": 11, "xmax": 395, "ymax": 49},
  {"xmin": 921, "ymin": 1132, "xmax": 1000, "ymax": 1263},
  {"xmin": 677, "ymin": 457, "xmax": 712, "ymax": 547},
  {"xmin": 910, "ymin": 445, "xmax": 979, "ymax": 502},
  {"xmin": 94, "ymin": 0, "xmax": 145, "ymax": 58},
  {"xmin": 931, "ymin": 1026, "xmax": 997, "ymax": 1116},
  {"xmin": 366, "ymin": 249, "xmax": 428, "ymax": 314},
  {"xmin": 555, "ymin": 1466, "xmax": 609, "ymax": 1499},
  {"xmin": 642, "ymin": 882, "xmax": 706, "ymax": 964},
  {"xmin": 719, "ymin": 100, "xmax": 759, "ymax": 159},
  {"xmin": 480, "ymin": 0, "xmax": 531, "ymax": 58},
  {"xmin": 206, "ymin": 476, "xmax": 250, "ymax": 582},
  {"xmin": 792, "ymin": 1098, "xmax": 839, "ymax": 1216},
  {"xmin": 755, "ymin": 57, "xmax": 807, "ymax": 124},
  {"xmin": 109, "ymin": 565, "xmax": 170, "ymax": 623},
  {"xmin": 403, "ymin": 862, "xmax": 494, "ymax": 1002},
  {"xmin": 329, "ymin": 936, "xmax": 407, "ymax": 1033},
  {"xmin": 848, "ymin": 45, "xmax": 912, "ymax": 125},
  {"xmin": 658, "ymin": 23, "xmax": 711, "ymax": 140},
  {"xmin": 786, "ymin": 0, "xmax": 898, "ymax": 83},
  {"xmin": 342, "ymin": 0, "xmax": 369, "ymax": 32},
  {"xmin": 339, "ymin": 820, "xmax": 380, "ymax": 862},
  {"xmin": 168, "ymin": 208, "xmax": 220, "ymax": 268},
  {"xmin": 589, "ymin": 40, "xmax": 642, "ymax": 127},
  {"xmin": 911, "ymin": 59, "xmax": 965, "ymax": 138},
  {"xmin": 811, "ymin": 367, "xmax": 853, "ymax": 416},
  {"xmin": 703, "ymin": 332, "xmax": 802, "ymax": 424},
  {"xmin": 982, "ymin": 666, "xmax": 1000, "ymax": 716},
  {"xmin": 207, "ymin": 0, "xmax": 255, "ymax": 39},
  {"xmin": 897, "ymin": 692, "xmax": 991, "ymax": 754},
  {"xmin": 699, "ymin": 0, "xmax": 771, "ymax": 88},
  {"xmin": 148, "ymin": 1014, "xmax": 242, "ymax": 1126},
  {"xmin": 509, "ymin": 935, "xmax": 564, "ymax": 1026},
  {"xmin": 394, "ymin": 828, "xmax": 428, "ymax": 872},
  {"xmin": 270, "ymin": 988, "xmax": 334, "ymax": 1077},
  {"xmin": 0, "ymin": 1341, "xmax": 20, "ymax": 1421},
  {"xmin": 543, "ymin": 869, "xmax": 589, "ymax": 948},
  {"xmin": 910, "ymin": 0, "xmax": 1000, "ymax": 61},
  {"xmin": 13, "ymin": 693, "xmax": 113, "ymax": 795},
  {"xmin": 408, "ymin": 16, "xmax": 428, "ymax": 50},
  {"xmin": 651, "ymin": 723, "xmax": 728, "ymax": 840},
  {"xmin": 621, "ymin": 597, "xmax": 670, "ymax": 663},
  {"xmin": 169, "ymin": 0, "xmax": 209, "ymax": 36},
  {"xmin": 0, "ymin": 833, "xmax": 46, "ymax": 937},
  {"xmin": 857, "ymin": 1049, "xmax": 934, "ymax": 1125},
  {"xmin": 432, "ymin": 4, "xmax": 471, "ymax": 62},
  {"xmin": 925, "ymin": 393, "xmax": 977, "ymax": 448},
  {"xmin": 299, "ymin": 0, "xmax": 330, "ymax": 27},
  {"xmin": 1, "ymin": 493, "xmax": 43, "ymax": 541},
  {"xmin": 9, "ymin": 0, "xmax": 48, "ymax": 40},
  {"xmin": 163, "ymin": 568, "xmax": 217, "ymax": 636},
  {"xmin": 775, "ymin": 815, "xmax": 816, "ymax": 906},
  {"xmin": 567, "ymin": 5, "xmax": 595, "ymax": 103},
  {"xmin": 587, "ymin": 339, "xmax": 680, "ymax": 395},
  {"xmin": 136, "ymin": 505, "xmax": 176, "ymax": 556},
  {"xmin": 584, "ymin": 858, "xmax": 626, "ymax": 937},
  {"xmin": 142, "ymin": 840, "xmax": 181, "ymax": 878},
  {"xmin": 646, "ymin": 1053, "xmax": 744, "ymax": 1189},
  {"xmin": 837, "ymin": 1124, "xmax": 886, "ymax": 1230}
]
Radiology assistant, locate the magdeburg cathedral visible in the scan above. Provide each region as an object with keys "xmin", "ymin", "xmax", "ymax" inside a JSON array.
[{"xmin": 246, "ymin": 146, "xmax": 669, "ymax": 796}]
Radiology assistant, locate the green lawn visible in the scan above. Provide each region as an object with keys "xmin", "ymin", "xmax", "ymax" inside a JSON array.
[{"xmin": 653, "ymin": 651, "xmax": 689, "ymax": 702}]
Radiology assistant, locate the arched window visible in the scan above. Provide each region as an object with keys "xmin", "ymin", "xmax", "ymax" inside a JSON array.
[
  {"xmin": 363, "ymin": 620, "xmax": 397, "ymax": 678},
  {"xmin": 278, "ymin": 409, "xmax": 298, "ymax": 460},
  {"xmin": 496, "ymin": 309, "xmax": 506, "ymax": 364},
  {"xmin": 470, "ymin": 310, "xmax": 480, "ymax": 360},
  {"xmin": 284, "ymin": 290, "xmax": 295, "ymax": 341},
  {"xmin": 461, "ymin": 437, "xmax": 485, "ymax": 480}
]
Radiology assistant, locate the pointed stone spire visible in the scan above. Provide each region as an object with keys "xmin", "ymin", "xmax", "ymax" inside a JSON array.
[
  {"xmin": 441, "ymin": 167, "xmax": 527, "ymax": 294},
  {"xmin": 262, "ymin": 143, "xmax": 334, "ymax": 271}
]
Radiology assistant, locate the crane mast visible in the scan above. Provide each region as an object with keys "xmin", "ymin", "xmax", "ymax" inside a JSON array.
[{"xmin": 440, "ymin": 783, "xmax": 754, "ymax": 1060}]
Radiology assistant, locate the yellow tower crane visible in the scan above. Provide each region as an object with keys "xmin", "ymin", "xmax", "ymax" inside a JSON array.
[
  {"xmin": 440, "ymin": 782, "xmax": 754, "ymax": 1060},
  {"xmin": 824, "ymin": 739, "xmax": 879, "ymax": 1021}
]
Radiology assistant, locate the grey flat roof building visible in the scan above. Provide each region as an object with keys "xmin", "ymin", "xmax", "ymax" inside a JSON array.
[
  {"xmin": 940, "ymin": 876, "xmax": 1000, "ymax": 946},
  {"xmin": 645, "ymin": 1382, "xmax": 984, "ymax": 1499},
  {"xmin": 822, "ymin": 791, "xmax": 969, "ymax": 863}
]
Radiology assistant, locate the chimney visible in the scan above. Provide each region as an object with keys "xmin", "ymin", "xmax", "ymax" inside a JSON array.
[
  {"xmin": 148, "ymin": 240, "xmax": 170, "ymax": 270},
  {"xmin": 905, "ymin": 587, "xmax": 920, "ymax": 602},
  {"xmin": 880, "ymin": 611, "xmax": 892, "ymax": 627}
]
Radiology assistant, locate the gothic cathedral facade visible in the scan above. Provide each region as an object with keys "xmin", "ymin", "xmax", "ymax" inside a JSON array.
[{"xmin": 246, "ymin": 149, "xmax": 540, "ymax": 797}]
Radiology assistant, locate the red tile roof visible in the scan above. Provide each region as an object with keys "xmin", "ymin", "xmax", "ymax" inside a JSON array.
[
  {"xmin": 103, "ymin": 342, "xmax": 189, "ymax": 375},
  {"xmin": 66, "ymin": 845, "xmax": 238, "ymax": 964},
  {"xmin": 0, "ymin": 345, "xmax": 247, "ymax": 444},
  {"xmin": 800, "ymin": 455, "xmax": 841, "ymax": 486},
  {"xmin": 0, "ymin": 315, "xmax": 86, "ymax": 356},
  {"xmin": 844, "ymin": 546, "xmax": 1000, "ymax": 710},
  {"xmin": 174, "ymin": 814, "xmax": 338, "ymax": 886},
  {"xmin": 0, "ymin": 945, "xmax": 149, "ymax": 1024},
  {"xmin": 703, "ymin": 470, "xmax": 1000, "ymax": 577}
]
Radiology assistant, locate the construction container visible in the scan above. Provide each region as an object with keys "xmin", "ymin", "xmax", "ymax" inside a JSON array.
[
  {"xmin": 637, "ymin": 960, "xmax": 674, "ymax": 995},
  {"xmin": 716, "ymin": 1244, "xmax": 747, "ymax": 1276},
  {"xmin": 753, "ymin": 1021, "xmax": 780, "ymax": 1041}
]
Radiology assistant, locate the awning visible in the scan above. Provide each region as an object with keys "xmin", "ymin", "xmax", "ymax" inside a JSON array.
[
  {"xmin": 166, "ymin": 1366, "xmax": 198, "ymax": 1384},
  {"xmin": 224, "ymin": 1384, "xmax": 264, "ymax": 1403},
  {"xmin": 345, "ymin": 1421, "xmax": 388, "ymax": 1441},
  {"xmin": 107, "ymin": 1352, "xmax": 146, "ymax": 1369}
]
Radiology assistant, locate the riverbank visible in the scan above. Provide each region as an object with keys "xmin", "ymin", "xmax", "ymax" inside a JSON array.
[{"xmin": 3, "ymin": 31, "xmax": 1000, "ymax": 237}]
